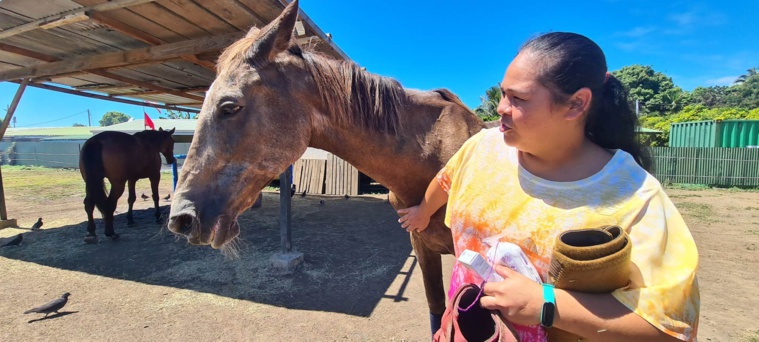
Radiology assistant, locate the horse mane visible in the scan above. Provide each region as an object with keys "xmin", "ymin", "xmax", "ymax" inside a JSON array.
[
  {"xmin": 217, "ymin": 35, "xmax": 406, "ymax": 135},
  {"xmin": 134, "ymin": 130, "xmax": 170, "ymax": 143}
]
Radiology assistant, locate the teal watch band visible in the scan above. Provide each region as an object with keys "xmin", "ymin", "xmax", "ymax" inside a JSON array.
[{"xmin": 540, "ymin": 283, "xmax": 556, "ymax": 328}]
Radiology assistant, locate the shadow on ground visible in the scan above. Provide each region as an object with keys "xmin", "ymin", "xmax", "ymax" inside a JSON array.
[{"xmin": 0, "ymin": 193, "xmax": 414, "ymax": 317}]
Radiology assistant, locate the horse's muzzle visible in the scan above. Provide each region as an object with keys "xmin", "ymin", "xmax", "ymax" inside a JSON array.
[{"xmin": 167, "ymin": 211, "xmax": 194, "ymax": 236}]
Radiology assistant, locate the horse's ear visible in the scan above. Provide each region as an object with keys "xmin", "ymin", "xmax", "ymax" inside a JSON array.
[
  {"xmin": 158, "ymin": 127, "xmax": 163, "ymax": 131},
  {"xmin": 168, "ymin": 127, "xmax": 175, "ymax": 135},
  {"xmin": 246, "ymin": 0, "xmax": 299, "ymax": 62}
]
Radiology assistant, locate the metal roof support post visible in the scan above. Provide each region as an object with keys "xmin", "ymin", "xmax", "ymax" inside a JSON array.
[
  {"xmin": 270, "ymin": 164, "xmax": 303, "ymax": 273},
  {"xmin": 0, "ymin": 78, "xmax": 29, "ymax": 228}
]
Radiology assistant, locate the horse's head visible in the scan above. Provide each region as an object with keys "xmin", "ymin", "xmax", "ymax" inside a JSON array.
[
  {"xmin": 157, "ymin": 127, "xmax": 177, "ymax": 165},
  {"xmin": 167, "ymin": 0, "xmax": 318, "ymax": 248}
]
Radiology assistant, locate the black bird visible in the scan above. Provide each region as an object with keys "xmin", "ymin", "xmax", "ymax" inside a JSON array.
[
  {"xmin": 290, "ymin": 184, "xmax": 296, "ymax": 198},
  {"xmin": 319, "ymin": 200, "xmax": 325, "ymax": 206},
  {"xmin": 300, "ymin": 190, "xmax": 307, "ymax": 198},
  {"xmin": 31, "ymin": 218, "xmax": 43, "ymax": 231},
  {"xmin": 1, "ymin": 233, "xmax": 22, "ymax": 247},
  {"xmin": 344, "ymin": 194, "xmax": 351, "ymax": 199},
  {"xmin": 24, "ymin": 293, "xmax": 70, "ymax": 318},
  {"xmin": 163, "ymin": 193, "xmax": 171, "ymax": 201},
  {"xmin": 141, "ymin": 193, "xmax": 149, "ymax": 201}
]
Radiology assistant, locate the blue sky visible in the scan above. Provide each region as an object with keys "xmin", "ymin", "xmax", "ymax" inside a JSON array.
[{"xmin": 2, "ymin": 0, "xmax": 757, "ymax": 128}]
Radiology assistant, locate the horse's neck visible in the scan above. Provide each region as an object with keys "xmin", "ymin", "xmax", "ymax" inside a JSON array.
[
  {"xmin": 310, "ymin": 95, "xmax": 485, "ymax": 203},
  {"xmin": 134, "ymin": 136, "xmax": 159, "ymax": 155}
]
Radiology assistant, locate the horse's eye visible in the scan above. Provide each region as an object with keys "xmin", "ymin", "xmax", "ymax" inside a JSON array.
[{"xmin": 220, "ymin": 102, "xmax": 243, "ymax": 116}]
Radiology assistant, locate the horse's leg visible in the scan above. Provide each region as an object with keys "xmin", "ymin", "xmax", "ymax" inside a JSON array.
[
  {"xmin": 126, "ymin": 179, "xmax": 137, "ymax": 225},
  {"xmin": 105, "ymin": 180, "xmax": 126, "ymax": 240},
  {"xmin": 83, "ymin": 196, "xmax": 97, "ymax": 243},
  {"xmin": 390, "ymin": 191, "xmax": 447, "ymax": 336},
  {"xmin": 150, "ymin": 174, "xmax": 161, "ymax": 224},
  {"xmin": 411, "ymin": 233, "xmax": 446, "ymax": 336}
]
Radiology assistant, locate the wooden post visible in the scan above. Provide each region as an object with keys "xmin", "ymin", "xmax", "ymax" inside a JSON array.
[
  {"xmin": 279, "ymin": 165, "xmax": 293, "ymax": 253},
  {"xmin": 0, "ymin": 78, "xmax": 28, "ymax": 228}
]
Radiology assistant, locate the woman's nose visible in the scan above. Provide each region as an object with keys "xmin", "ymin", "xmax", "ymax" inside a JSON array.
[{"xmin": 497, "ymin": 98, "xmax": 511, "ymax": 116}]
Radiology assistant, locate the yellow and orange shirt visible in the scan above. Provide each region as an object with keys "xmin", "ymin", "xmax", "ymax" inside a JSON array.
[{"xmin": 437, "ymin": 128, "xmax": 699, "ymax": 341}]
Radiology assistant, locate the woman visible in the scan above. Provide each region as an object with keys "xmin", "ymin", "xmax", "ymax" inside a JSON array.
[{"xmin": 398, "ymin": 32, "xmax": 699, "ymax": 341}]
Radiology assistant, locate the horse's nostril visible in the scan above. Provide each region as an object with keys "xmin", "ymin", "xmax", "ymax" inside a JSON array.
[{"xmin": 168, "ymin": 213, "xmax": 194, "ymax": 235}]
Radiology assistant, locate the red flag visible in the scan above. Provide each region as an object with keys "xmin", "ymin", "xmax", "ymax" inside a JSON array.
[{"xmin": 144, "ymin": 112, "xmax": 155, "ymax": 130}]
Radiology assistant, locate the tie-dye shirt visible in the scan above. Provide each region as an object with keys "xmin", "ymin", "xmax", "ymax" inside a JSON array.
[{"xmin": 438, "ymin": 128, "xmax": 699, "ymax": 341}]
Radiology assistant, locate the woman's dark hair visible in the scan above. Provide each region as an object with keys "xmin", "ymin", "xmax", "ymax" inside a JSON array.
[{"xmin": 519, "ymin": 32, "xmax": 652, "ymax": 172}]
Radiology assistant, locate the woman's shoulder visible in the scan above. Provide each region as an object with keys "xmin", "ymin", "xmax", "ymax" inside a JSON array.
[{"xmin": 603, "ymin": 149, "xmax": 666, "ymax": 198}]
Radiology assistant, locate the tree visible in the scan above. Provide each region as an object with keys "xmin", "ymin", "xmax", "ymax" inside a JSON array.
[
  {"xmin": 474, "ymin": 85, "xmax": 501, "ymax": 122},
  {"xmin": 726, "ymin": 71, "xmax": 759, "ymax": 109},
  {"xmin": 613, "ymin": 65, "xmax": 686, "ymax": 116},
  {"xmin": 99, "ymin": 111, "xmax": 131, "ymax": 126},
  {"xmin": 734, "ymin": 67, "xmax": 758, "ymax": 85},
  {"xmin": 72, "ymin": 123, "xmax": 86, "ymax": 127},
  {"xmin": 159, "ymin": 109, "xmax": 198, "ymax": 120},
  {"xmin": 688, "ymin": 86, "xmax": 729, "ymax": 108}
]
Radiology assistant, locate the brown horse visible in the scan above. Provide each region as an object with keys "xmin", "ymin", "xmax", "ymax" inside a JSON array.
[
  {"xmin": 80, "ymin": 128, "xmax": 176, "ymax": 243},
  {"xmin": 166, "ymin": 0, "xmax": 486, "ymax": 334}
]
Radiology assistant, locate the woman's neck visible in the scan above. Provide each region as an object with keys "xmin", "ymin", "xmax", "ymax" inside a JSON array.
[{"xmin": 518, "ymin": 139, "xmax": 614, "ymax": 182}]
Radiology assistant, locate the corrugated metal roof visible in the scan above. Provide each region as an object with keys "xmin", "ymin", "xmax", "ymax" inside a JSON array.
[
  {"xmin": 0, "ymin": 0, "xmax": 349, "ymax": 113},
  {"xmin": 89, "ymin": 119, "xmax": 197, "ymax": 135},
  {"xmin": 638, "ymin": 127, "xmax": 662, "ymax": 134},
  {"xmin": 4, "ymin": 126, "xmax": 94, "ymax": 137}
]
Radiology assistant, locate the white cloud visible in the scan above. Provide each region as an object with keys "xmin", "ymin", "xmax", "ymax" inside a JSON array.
[
  {"xmin": 667, "ymin": 7, "xmax": 727, "ymax": 34},
  {"xmin": 670, "ymin": 11, "xmax": 697, "ymax": 26},
  {"xmin": 616, "ymin": 26, "xmax": 656, "ymax": 38},
  {"xmin": 704, "ymin": 76, "xmax": 738, "ymax": 86}
]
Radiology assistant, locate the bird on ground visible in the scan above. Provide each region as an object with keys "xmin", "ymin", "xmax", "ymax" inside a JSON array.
[
  {"xmin": 31, "ymin": 218, "xmax": 43, "ymax": 231},
  {"xmin": 290, "ymin": 184, "xmax": 296, "ymax": 198},
  {"xmin": 1, "ymin": 233, "xmax": 23, "ymax": 247},
  {"xmin": 344, "ymin": 194, "xmax": 351, "ymax": 199},
  {"xmin": 24, "ymin": 293, "xmax": 70, "ymax": 318},
  {"xmin": 163, "ymin": 193, "xmax": 171, "ymax": 201},
  {"xmin": 300, "ymin": 190, "xmax": 307, "ymax": 198},
  {"xmin": 319, "ymin": 200, "xmax": 325, "ymax": 206},
  {"xmin": 141, "ymin": 193, "xmax": 149, "ymax": 201}
]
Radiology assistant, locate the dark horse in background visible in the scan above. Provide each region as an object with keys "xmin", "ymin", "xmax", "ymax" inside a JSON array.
[
  {"xmin": 167, "ymin": 0, "xmax": 488, "ymax": 335},
  {"xmin": 80, "ymin": 128, "xmax": 176, "ymax": 243}
]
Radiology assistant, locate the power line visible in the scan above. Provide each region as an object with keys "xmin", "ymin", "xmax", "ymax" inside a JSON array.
[{"xmin": 15, "ymin": 110, "xmax": 89, "ymax": 128}]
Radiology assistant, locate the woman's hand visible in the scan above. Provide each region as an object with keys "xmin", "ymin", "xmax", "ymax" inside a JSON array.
[
  {"xmin": 480, "ymin": 265, "xmax": 544, "ymax": 326},
  {"xmin": 397, "ymin": 205, "xmax": 431, "ymax": 233}
]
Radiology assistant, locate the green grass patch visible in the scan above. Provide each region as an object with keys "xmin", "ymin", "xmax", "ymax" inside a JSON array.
[
  {"xmin": 676, "ymin": 202, "xmax": 714, "ymax": 221},
  {"xmin": 664, "ymin": 183, "xmax": 710, "ymax": 191},
  {"xmin": 744, "ymin": 330, "xmax": 759, "ymax": 342},
  {"xmin": 2, "ymin": 166, "xmax": 83, "ymax": 201}
]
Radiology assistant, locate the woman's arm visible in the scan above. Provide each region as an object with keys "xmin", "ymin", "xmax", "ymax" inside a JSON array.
[
  {"xmin": 397, "ymin": 178, "xmax": 448, "ymax": 233},
  {"xmin": 480, "ymin": 265, "xmax": 681, "ymax": 342},
  {"xmin": 553, "ymin": 289, "xmax": 681, "ymax": 342}
]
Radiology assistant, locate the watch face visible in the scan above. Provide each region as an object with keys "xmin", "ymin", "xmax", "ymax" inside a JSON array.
[{"xmin": 541, "ymin": 302, "xmax": 556, "ymax": 327}]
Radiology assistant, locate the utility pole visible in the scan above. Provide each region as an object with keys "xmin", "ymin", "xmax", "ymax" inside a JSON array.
[
  {"xmin": 12, "ymin": 116, "xmax": 16, "ymax": 128},
  {"xmin": 87, "ymin": 109, "xmax": 91, "ymax": 126}
]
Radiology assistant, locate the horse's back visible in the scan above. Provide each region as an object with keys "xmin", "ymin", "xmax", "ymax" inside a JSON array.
[{"xmin": 82, "ymin": 131, "xmax": 148, "ymax": 181}]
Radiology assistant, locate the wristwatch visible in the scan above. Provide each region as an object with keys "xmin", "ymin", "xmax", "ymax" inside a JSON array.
[{"xmin": 540, "ymin": 283, "xmax": 556, "ymax": 328}]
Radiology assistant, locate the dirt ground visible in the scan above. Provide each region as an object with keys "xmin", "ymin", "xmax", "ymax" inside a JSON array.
[{"xmin": 0, "ymin": 167, "xmax": 758, "ymax": 341}]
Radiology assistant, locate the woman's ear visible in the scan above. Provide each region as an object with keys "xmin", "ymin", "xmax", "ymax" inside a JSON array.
[{"xmin": 565, "ymin": 87, "xmax": 592, "ymax": 121}]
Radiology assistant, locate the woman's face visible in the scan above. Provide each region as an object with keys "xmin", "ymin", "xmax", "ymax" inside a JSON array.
[{"xmin": 497, "ymin": 52, "xmax": 572, "ymax": 154}]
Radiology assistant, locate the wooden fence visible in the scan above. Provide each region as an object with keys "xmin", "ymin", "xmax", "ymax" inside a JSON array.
[
  {"xmin": 651, "ymin": 147, "xmax": 759, "ymax": 187},
  {"xmin": 291, "ymin": 154, "xmax": 359, "ymax": 196}
]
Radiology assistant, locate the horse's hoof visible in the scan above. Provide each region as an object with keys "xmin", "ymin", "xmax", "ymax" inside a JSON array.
[
  {"xmin": 108, "ymin": 234, "xmax": 120, "ymax": 241},
  {"xmin": 84, "ymin": 236, "xmax": 98, "ymax": 244}
]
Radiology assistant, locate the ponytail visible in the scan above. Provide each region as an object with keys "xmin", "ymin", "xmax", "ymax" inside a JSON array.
[{"xmin": 586, "ymin": 74, "xmax": 653, "ymax": 172}]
